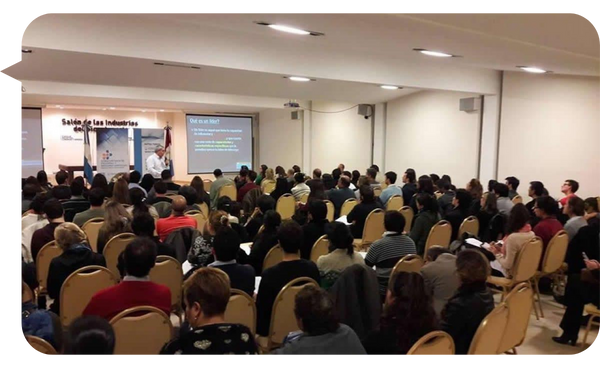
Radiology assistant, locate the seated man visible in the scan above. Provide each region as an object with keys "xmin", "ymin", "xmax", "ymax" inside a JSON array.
[
  {"xmin": 563, "ymin": 196, "xmax": 587, "ymax": 241},
  {"xmin": 378, "ymin": 171, "xmax": 403, "ymax": 207},
  {"xmin": 532, "ymin": 196, "xmax": 563, "ymax": 249},
  {"xmin": 161, "ymin": 169, "xmax": 181, "ymax": 192},
  {"xmin": 494, "ymin": 183, "xmax": 514, "ymax": 216},
  {"xmin": 30, "ymin": 199, "xmax": 65, "ymax": 261},
  {"xmin": 237, "ymin": 170, "xmax": 260, "ymax": 203},
  {"xmin": 156, "ymin": 195, "xmax": 197, "ymax": 241},
  {"xmin": 420, "ymin": 247, "xmax": 459, "ymax": 317},
  {"xmin": 559, "ymin": 179, "xmax": 579, "ymax": 208},
  {"xmin": 326, "ymin": 176, "xmax": 355, "ymax": 219},
  {"xmin": 291, "ymin": 173, "xmax": 310, "ymax": 202},
  {"xmin": 51, "ymin": 170, "xmax": 71, "ymax": 200},
  {"xmin": 208, "ymin": 227, "xmax": 255, "ymax": 296},
  {"xmin": 73, "ymin": 188, "xmax": 105, "ymax": 227},
  {"xmin": 131, "ymin": 212, "xmax": 176, "ymax": 258},
  {"xmin": 148, "ymin": 180, "xmax": 172, "ymax": 205},
  {"xmin": 436, "ymin": 178, "xmax": 455, "ymax": 217},
  {"xmin": 256, "ymin": 221, "xmax": 320, "ymax": 337},
  {"xmin": 127, "ymin": 170, "xmax": 147, "ymax": 196},
  {"xmin": 505, "ymin": 176, "xmax": 520, "ymax": 200},
  {"xmin": 83, "ymin": 237, "xmax": 171, "ymax": 320},
  {"xmin": 444, "ymin": 189, "xmax": 472, "ymax": 242},
  {"xmin": 245, "ymin": 195, "xmax": 276, "ymax": 241},
  {"xmin": 347, "ymin": 186, "xmax": 383, "ymax": 239}
]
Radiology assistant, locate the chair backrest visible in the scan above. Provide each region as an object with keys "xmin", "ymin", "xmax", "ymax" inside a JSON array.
[
  {"xmin": 218, "ymin": 184, "xmax": 237, "ymax": 201},
  {"xmin": 300, "ymin": 193, "xmax": 309, "ymax": 203},
  {"xmin": 340, "ymin": 198, "xmax": 358, "ymax": 217},
  {"xmin": 390, "ymin": 254, "xmax": 424, "ymax": 281},
  {"xmin": 361, "ymin": 208, "xmax": 386, "ymax": 244},
  {"xmin": 263, "ymin": 245, "xmax": 284, "ymax": 271},
  {"xmin": 82, "ymin": 217, "xmax": 104, "ymax": 253},
  {"xmin": 458, "ymin": 216, "xmax": 480, "ymax": 239},
  {"xmin": 268, "ymin": 277, "xmax": 319, "ymax": 350},
  {"xmin": 203, "ymin": 179, "xmax": 213, "ymax": 192},
  {"xmin": 165, "ymin": 193, "xmax": 179, "ymax": 198},
  {"xmin": 386, "ymin": 195, "xmax": 404, "ymax": 211},
  {"xmin": 110, "ymin": 306, "xmax": 173, "ymax": 354},
  {"xmin": 512, "ymin": 195, "xmax": 523, "ymax": 204},
  {"xmin": 310, "ymin": 235, "xmax": 330, "ymax": 263},
  {"xmin": 399, "ymin": 206, "xmax": 414, "ymax": 234},
  {"xmin": 263, "ymin": 181, "xmax": 276, "ymax": 194},
  {"xmin": 26, "ymin": 335, "xmax": 57, "ymax": 354},
  {"xmin": 225, "ymin": 289, "xmax": 257, "ymax": 335},
  {"xmin": 498, "ymin": 283, "xmax": 533, "ymax": 353},
  {"xmin": 153, "ymin": 201, "xmax": 173, "ymax": 218},
  {"xmin": 324, "ymin": 200, "xmax": 335, "ymax": 222},
  {"xmin": 36, "ymin": 241, "xmax": 62, "ymax": 293},
  {"xmin": 424, "ymin": 220, "xmax": 452, "ymax": 255},
  {"xmin": 22, "ymin": 281, "xmax": 35, "ymax": 303},
  {"xmin": 373, "ymin": 187, "xmax": 382, "ymax": 197},
  {"xmin": 512, "ymin": 237, "xmax": 543, "ymax": 283},
  {"xmin": 468, "ymin": 303, "xmax": 509, "ymax": 354},
  {"xmin": 540, "ymin": 230, "xmax": 569, "ymax": 274},
  {"xmin": 185, "ymin": 210, "xmax": 207, "ymax": 233},
  {"xmin": 60, "ymin": 265, "xmax": 118, "ymax": 327},
  {"xmin": 407, "ymin": 331, "xmax": 455, "ymax": 355},
  {"xmin": 103, "ymin": 233, "xmax": 136, "ymax": 277},
  {"xmin": 199, "ymin": 202, "xmax": 209, "ymax": 217},
  {"xmin": 276, "ymin": 194, "xmax": 295, "ymax": 220},
  {"xmin": 149, "ymin": 256, "xmax": 183, "ymax": 311}
]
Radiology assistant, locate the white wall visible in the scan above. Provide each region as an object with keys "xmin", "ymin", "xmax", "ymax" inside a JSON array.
[
  {"xmin": 385, "ymin": 90, "xmax": 482, "ymax": 188},
  {"xmin": 498, "ymin": 72, "xmax": 600, "ymax": 200},
  {"xmin": 257, "ymin": 108, "xmax": 303, "ymax": 172}
]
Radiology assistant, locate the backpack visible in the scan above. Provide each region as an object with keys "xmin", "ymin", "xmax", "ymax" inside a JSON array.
[{"xmin": 22, "ymin": 302, "xmax": 61, "ymax": 350}]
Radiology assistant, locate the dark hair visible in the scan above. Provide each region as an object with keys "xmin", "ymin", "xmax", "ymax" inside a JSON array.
[
  {"xmin": 189, "ymin": 176, "xmax": 206, "ymax": 200},
  {"xmin": 385, "ymin": 171, "xmax": 397, "ymax": 184},
  {"xmin": 426, "ymin": 247, "xmax": 452, "ymax": 262},
  {"xmin": 270, "ymin": 177, "xmax": 291, "ymax": 200},
  {"xmin": 441, "ymin": 175, "xmax": 452, "ymax": 184},
  {"xmin": 36, "ymin": 170, "xmax": 49, "ymax": 186},
  {"xmin": 263, "ymin": 210, "xmax": 282, "ymax": 232},
  {"xmin": 55, "ymin": 170, "xmax": 69, "ymax": 185},
  {"xmin": 312, "ymin": 168, "xmax": 322, "ymax": 179},
  {"xmin": 29, "ymin": 192, "xmax": 50, "ymax": 213},
  {"xmin": 332, "ymin": 168, "xmax": 342, "ymax": 182},
  {"xmin": 51, "ymin": 185, "xmax": 72, "ymax": 200},
  {"xmin": 506, "ymin": 203, "xmax": 530, "ymax": 234},
  {"xmin": 161, "ymin": 170, "xmax": 172, "ymax": 180},
  {"xmin": 70, "ymin": 177, "xmax": 85, "ymax": 196},
  {"xmin": 154, "ymin": 180, "xmax": 167, "ymax": 195},
  {"xmin": 455, "ymin": 189, "xmax": 472, "ymax": 210},
  {"xmin": 124, "ymin": 236, "xmax": 157, "ymax": 277},
  {"xmin": 568, "ymin": 196, "xmax": 585, "ymax": 216},
  {"xmin": 467, "ymin": 179, "xmax": 483, "ymax": 200},
  {"xmin": 370, "ymin": 164, "xmax": 380, "ymax": 172},
  {"xmin": 22, "ymin": 183, "xmax": 40, "ymax": 200},
  {"xmin": 131, "ymin": 212, "xmax": 155, "ymax": 237},
  {"xmin": 294, "ymin": 172, "xmax": 306, "ymax": 183},
  {"xmin": 178, "ymin": 185, "xmax": 198, "ymax": 206},
  {"xmin": 213, "ymin": 169, "xmax": 223, "ymax": 177},
  {"xmin": 505, "ymin": 176, "xmax": 520, "ymax": 191},
  {"xmin": 342, "ymin": 170, "xmax": 352, "ymax": 178},
  {"xmin": 213, "ymin": 226, "xmax": 241, "ymax": 262},
  {"xmin": 326, "ymin": 221, "xmax": 354, "ymax": 255},
  {"xmin": 493, "ymin": 183, "xmax": 509, "ymax": 198},
  {"xmin": 140, "ymin": 174, "xmax": 155, "ymax": 193},
  {"xmin": 64, "ymin": 315, "xmax": 115, "ymax": 354},
  {"xmin": 248, "ymin": 170, "xmax": 258, "ymax": 182},
  {"xmin": 436, "ymin": 178, "xmax": 451, "ymax": 191},
  {"xmin": 565, "ymin": 179, "xmax": 579, "ymax": 193},
  {"xmin": 535, "ymin": 196, "xmax": 558, "ymax": 217},
  {"xmin": 405, "ymin": 169, "xmax": 416, "ymax": 183},
  {"xmin": 239, "ymin": 168, "xmax": 249, "ymax": 178},
  {"xmin": 216, "ymin": 196, "xmax": 232, "ymax": 213},
  {"xmin": 487, "ymin": 179, "xmax": 498, "ymax": 192},
  {"xmin": 417, "ymin": 193, "xmax": 439, "ymax": 213},
  {"xmin": 584, "ymin": 197, "xmax": 599, "ymax": 213},
  {"xmin": 529, "ymin": 181, "xmax": 545, "ymax": 197},
  {"xmin": 43, "ymin": 199, "xmax": 64, "ymax": 220},
  {"xmin": 417, "ymin": 176, "xmax": 434, "ymax": 195},
  {"xmin": 456, "ymin": 249, "xmax": 490, "ymax": 285},
  {"xmin": 322, "ymin": 174, "xmax": 336, "ymax": 190},
  {"xmin": 483, "ymin": 192, "xmax": 498, "ymax": 213},
  {"xmin": 294, "ymin": 285, "xmax": 339, "ymax": 335},
  {"xmin": 384, "ymin": 211, "xmax": 406, "ymax": 233},
  {"xmin": 129, "ymin": 188, "xmax": 149, "ymax": 216},
  {"xmin": 430, "ymin": 174, "xmax": 440, "ymax": 184},
  {"xmin": 366, "ymin": 168, "xmax": 377, "ymax": 180},
  {"xmin": 292, "ymin": 165, "xmax": 301, "ymax": 173},
  {"xmin": 351, "ymin": 170, "xmax": 360, "ymax": 186},
  {"xmin": 129, "ymin": 170, "xmax": 141, "ymax": 184},
  {"xmin": 91, "ymin": 174, "xmax": 108, "ymax": 196},
  {"xmin": 308, "ymin": 200, "xmax": 327, "ymax": 222},
  {"xmin": 25, "ymin": 176, "xmax": 40, "ymax": 187},
  {"xmin": 275, "ymin": 166, "xmax": 285, "ymax": 177},
  {"xmin": 278, "ymin": 220, "xmax": 303, "ymax": 254},
  {"xmin": 257, "ymin": 194, "xmax": 276, "ymax": 213},
  {"xmin": 383, "ymin": 272, "xmax": 438, "ymax": 354},
  {"xmin": 230, "ymin": 201, "xmax": 242, "ymax": 219},
  {"xmin": 88, "ymin": 188, "xmax": 105, "ymax": 207},
  {"xmin": 359, "ymin": 185, "xmax": 375, "ymax": 203}
]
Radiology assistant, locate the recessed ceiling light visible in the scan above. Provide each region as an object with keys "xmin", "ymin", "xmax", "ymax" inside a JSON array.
[
  {"xmin": 160, "ymin": 109, "xmax": 165, "ymax": 112},
  {"xmin": 380, "ymin": 85, "xmax": 400, "ymax": 90},
  {"xmin": 517, "ymin": 66, "xmax": 549, "ymax": 74},
  {"xmin": 254, "ymin": 21, "xmax": 324, "ymax": 36},
  {"xmin": 285, "ymin": 76, "xmax": 314, "ymax": 82},
  {"xmin": 109, "ymin": 107, "xmax": 115, "ymax": 110},
  {"xmin": 413, "ymin": 48, "xmax": 457, "ymax": 58},
  {"xmin": 141, "ymin": 110, "xmax": 146, "ymax": 112},
  {"xmin": 22, "ymin": 49, "xmax": 32, "ymax": 54},
  {"xmin": 102, "ymin": 108, "xmax": 107, "ymax": 111}
]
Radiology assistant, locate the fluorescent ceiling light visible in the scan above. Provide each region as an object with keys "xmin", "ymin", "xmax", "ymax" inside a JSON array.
[
  {"xmin": 518, "ymin": 66, "xmax": 548, "ymax": 74},
  {"xmin": 380, "ymin": 85, "xmax": 399, "ymax": 90},
  {"xmin": 141, "ymin": 110, "xmax": 146, "ymax": 112},
  {"xmin": 160, "ymin": 109, "xmax": 165, "ymax": 112},
  {"xmin": 417, "ymin": 49, "xmax": 453, "ymax": 58},
  {"xmin": 288, "ymin": 76, "xmax": 312, "ymax": 82},
  {"xmin": 109, "ymin": 107, "xmax": 115, "ymax": 110},
  {"xmin": 22, "ymin": 49, "xmax": 32, "ymax": 53},
  {"xmin": 268, "ymin": 24, "xmax": 310, "ymax": 35}
]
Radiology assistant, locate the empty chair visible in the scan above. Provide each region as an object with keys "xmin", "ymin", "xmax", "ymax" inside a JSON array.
[
  {"xmin": 103, "ymin": 233, "xmax": 136, "ymax": 277},
  {"xmin": 263, "ymin": 245, "xmax": 285, "ymax": 271},
  {"xmin": 468, "ymin": 304, "xmax": 509, "ymax": 354},
  {"xmin": 185, "ymin": 210, "xmax": 207, "ymax": 233},
  {"xmin": 310, "ymin": 235, "xmax": 330, "ymax": 263},
  {"xmin": 218, "ymin": 184, "xmax": 237, "ymax": 201},
  {"xmin": 149, "ymin": 256, "xmax": 183, "ymax": 317},
  {"xmin": 36, "ymin": 241, "xmax": 62, "ymax": 294},
  {"xmin": 423, "ymin": 220, "xmax": 452, "ymax": 255},
  {"xmin": 352, "ymin": 208, "xmax": 385, "ymax": 251},
  {"xmin": 110, "ymin": 306, "xmax": 173, "ymax": 354},
  {"xmin": 276, "ymin": 194, "xmax": 295, "ymax": 220},
  {"xmin": 498, "ymin": 283, "xmax": 534, "ymax": 354},
  {"xmin": 324, "ymin": 200, "xmax": 335, "ymax": 222},
  {"xmin": 224, "ymin": 289, "xmax": 257, "ymax": 335},
  {"xmin": 399, "ymin": 206, "xmax": 414, "ymax": 234},
  {"xmin": 458, "ymin": 216, "xmax": 480, "ymax": 239},
  {"xmin": 82, "ymin": 217, "xmax": 104, "ymax": 253},
  {"xmin": 26, "ymin": 335, "xmax": 58, "ymax": 354},
  {"xmin": 386, "ymin": 195, "xmax": 404, "ymax": 211},
  {"xmin": 407, "ymin": 331, "xmax": 455, "ymax": 355},
  {"xmin": 340, "ymin": 198, "xmax": 358, "ymax": 217},
  {"xmin": 532, "ymin": 230, "xmax": 568, "ymax": 318}
]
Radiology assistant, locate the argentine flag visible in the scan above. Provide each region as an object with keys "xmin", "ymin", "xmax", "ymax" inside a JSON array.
[{"xmin": 83, "ymin": 123, "xmax": 94, "ymax": 183}]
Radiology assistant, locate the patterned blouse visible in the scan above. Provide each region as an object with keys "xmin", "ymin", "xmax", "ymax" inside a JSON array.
[
  {"xmin": 187, "ymin": 235, "xmax": 213, "ymax": 267},
  {"xmin": 161, "ymin": 323, "xmax": 258, "ymax": 355}
]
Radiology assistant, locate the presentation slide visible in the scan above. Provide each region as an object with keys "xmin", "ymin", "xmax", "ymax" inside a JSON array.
[
  {"xmin": 186, "ymin": 114, "xmax": 253, "ymax": 173},
  {"xmin": 22, "ymin": 108, "xmax": 44, "ymax": 178}
]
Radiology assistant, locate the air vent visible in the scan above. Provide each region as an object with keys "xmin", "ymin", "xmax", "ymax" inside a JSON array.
[{"xmin": 153, "ymin": 62, "xmax": 201, "ymax": 70}]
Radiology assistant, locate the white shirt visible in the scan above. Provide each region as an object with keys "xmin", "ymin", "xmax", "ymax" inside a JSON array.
[{"xmin": 146, "ymin": 153, "xmax": 168, "ymax": 178}]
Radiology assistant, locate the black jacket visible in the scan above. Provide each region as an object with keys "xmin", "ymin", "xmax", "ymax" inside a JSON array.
[
  {"xmin": 347, "ymin": 202, "xmax": 383, "ymax": 239},
  {"xmin": 445, "ymin": 207, "xmax": 470, "ymax": 242},
  {"xmin": 301, "ymin": 220, "xmax": 329, "ymax": 260},
  {"xmin": 440, "ymin": 282, "xmax": 494, "ymax": 354},
  {"xmin": 213, "ymin": 263, "xmax": 256, "ymax": 296},
  {"xmin": 402, "ymin": 183, "xmax": 417, "ymax": 208},
  {"xmin": 247, "ymin": 230, "xmax": 279, "ymax": 276}
]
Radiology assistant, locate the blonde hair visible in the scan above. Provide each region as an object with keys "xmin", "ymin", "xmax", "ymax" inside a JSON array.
[
  {"xmin": 265, "ymin": 168, "xmax": 275, "ymax": 181},
  {"xmin": 101, "ymin": 201, "xmax": 132, "ymax": 237},
  {"xmin": 54, "ymin": 223, "xmax": 87, "ymax": 250}
]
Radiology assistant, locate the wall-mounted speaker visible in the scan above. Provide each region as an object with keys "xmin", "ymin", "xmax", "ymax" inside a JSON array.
[
  {"xmin": 459, "ymin": 97, "xmax": 482, "ymax": 112},
  {"xmin": 291, "ymin": 110, "xmax": 304, "ymax": 120}
]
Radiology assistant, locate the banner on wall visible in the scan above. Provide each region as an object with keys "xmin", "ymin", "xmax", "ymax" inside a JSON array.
[
  {"xmin": 96, "ymin": 128, "xmax": 130, "ymax": 179},
  {"xmin": 134, "ymin": 128, "xmax": 165, "ymax": 174}
]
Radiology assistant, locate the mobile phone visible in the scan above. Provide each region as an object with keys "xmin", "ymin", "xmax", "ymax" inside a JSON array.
[{"xmin": 582, "ymin": 252, "xmax": 589, "ymax": 261}]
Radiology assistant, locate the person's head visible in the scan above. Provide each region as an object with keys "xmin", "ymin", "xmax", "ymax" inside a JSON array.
[
  {"xmin": 294, "ymin": 172, "xmax": 306, "ymax": 184},
  {"xmin": 528, "ymin": 181, "xmax": 545, "ymax": 198},
  {"xmin": 140, "ymin": 174, "xmax": 155, "ymax": 192},
  {"xmin": 308, "ymin": 200, "xmax": 327, "ymax": 222},
  {"xmin": 506, "ymin": 203, "xmax": 530, "ymax": 234},
  {"xmin": 238, "ymin": 168, "xmax": 249, "ymax": 181},
  {"xmin": 29, "ymin": 192, "xmax": 50, "ymax": 214},
  {"xmin": 287, "ymin": 168, "xmax": 295, "ymax": 178},
  {"xmin": 103, "ymin": 200, "xmax": 132, "ymax": 230},
  {"xmin": 207, "ymin": 210, "xmax": 230, "ymax": 235},
  {"xmin": 265, "ymin": 168, "xmax": 275, "ymax": 181},
  {"xmin": 43, "ymin": 198, "xmax": 64, "ymax": 221},
  {"xmin": 213, "ymin": 226, "xmax": 241, "ymax": 262},
  {"xmin": 275, "ymin": 166, "xmax": 285, "ymax": 178},
  {"xmin": 366, "ymin": 168, "xmax": 377, "ymax": 181},
  {"xmin": 91, "ymin": 173, "xmax": 108, "ymax": 194},
  {"xmin": 129, "ymin": 188, "xmax": 148, "ymax": 211},
  {"xmin": 430, "ymin": 174, "xmax": 440, "ymax": 184},
  {"xmin": 54, "ymin": 222, "xmax": 86, "ymax": 250},
  {"xmin": 292, "ymin": 165, "xmax": 301, "ymax": 173},
  {"xmin": 425, "ymin": 246, "xmax": 452, "ymax": 263},
  {"xmin": 260, "ymin": 164, "xmax": 268, "ymax": 176},
  {"xmin": 326, "ymin": 221, "xmax": 354, "ymax": 255},
  {"xmin": 403, "ymin": 168, "xmax": 416, "ymax": 184},
  {"xmin": 213, "ymin": 169, "xmax": 223, "ymax": 178},
  {"xmin": 131, "ymin": 212, "xmax": 155, "ymax": 237},
  {"xmin": 561, "ymin": 179, "xmax": 579, "ymax": 195},
  {"xmin": 256, "ymin": 194, "xmax": 276, "ymax": 214},
  {"xmin": 416, "ymin": 193, "xmax": 439, "ymax": 213},
  {"xmin": 189, "ymin": 176, "xmax": 205, "ymax": 195},
  {"xmin": 160, "ymin": 169, "xmax": 173, "ymax": 181},
  {"xmin": 466, "ymin": 179, "xmax": 483, "ymax": 200},
  {"xmin": 584, "ymin": 197, "xmax": 599, "ymax": 214},
  {"xmin": 178, "ymin": 185, "xmax": 198, "ymax": 206},
  {"xmin": 124, "ymin": 237, "xmax": 157, "ymax": 277},
  {"xmin": 380, "ymin": 207, "xmax": 405, "ymax": 232},
  {"xmin": 493, "ymin": 183, "xmax": 509, "ymax": 198},
  {"xmin": 294, "ymin": 284, "xmax": 339, "ymax": 336},
  {"xmin": 338, "ymin": 163, "xmax": 345, "ymax": 171},
  {"xmin": 385, "ymin": 171, "xmax": 397, "ymax": 185},
  {"xmin": 505, "ymin": 176, "xmax": 520, "ymax": 192},
  {"xmin": 216, "ymin": 196, "xmax": 232, "ymax": 213},
  {"xmin": 262, "ymin": 210, "xmax": 282, "ymax": 232},
  {"xmin": 36, "ymin": 170, "xmax": 49, "ymax": 186},
  {"xmin": 183, "ymin": 267, "xmax": 230, "ymax": 327},
  {"xmin": 312, "ymin": 168, "xmax": 322, "ymax": 179},
  {"xmin": 111, "ymin": 178, "xmax": 130, "ymax": 205},
  {"xmin": 171, "ymin": 195, "xmax": 187, "ymax": 214},
  {"xmin": 351, "ymin": 170, "xmax": 360, "ymax": 184},
  {"xmin": 25, "ymin": 176, "xmax": 40, "ymax": 187},
  {"xmin": 88, "ymin": 187, "xmax": 105, "ymax": 207},
  {"xmin": 248, "ymin": 170, "xmax": 258, "ymax": 182},
  {"xmin": 277, "ymin": 220, "xmax": 303, "ymax": 254},
  {"xmin": 564, "ymin": 196, "xmax": 585, "ymax": 217},
  {"xmin": 154, "ymin": 180, "xmax": 168, "ymax": 196},
  {"xmin": 129, "ymin": 170, "xmax": 141, "ymax": 184},
  {"xmin": 452, "ymin": 189, "xmax": 472, "ymax": 210},
  {"xmin": 64, "ymin": 316, "xmax": 115, "ymax": 354},
  {"xmin": 357, "ymin": 175, "xmax": 369, "ymax": 188},
  {"xmin": 482, "ymin": 191, "xmax": 498, "ymax": 213},
  {"xmin": 417, "ymin": 176, "xmax": 434, "ymax": 194},
  {"xmin": 436, "ymin": 178, "xmax": 451, "ymax": 193},
  {"xmin": 322, "ymin": 174, "xmax": 336, "ymax": 190},
  {"xmin": 22, "ymin": 183, "xmax": 40, "ymax": 200},
  {"xmin": 534, "ymin": 196, "xmax": 558, "ymax": 219},
  {"xmin": 487, "ymin": 179, "xmax": 498, "ymax": 193},
  {"xmin": 441, "ymin": 175, "xmax": 452, "ymax": 184},
  {"xmin": 359, "ymin": 185, "xmax": 375, "ymax": 204},
  {"xmin": 456, "ymin": 249, "xmax": 490, "ymax": 286},
  {"xmin": 337, "ymin": 175, "xmax": 351, "ymax": 189},
  {"xmin": 56, "ymin": 170, "xmax": 69, "ymax": 185},
  {"xmin": 332, "ymin": 168, "xmax": 342, "ymax": 182}
]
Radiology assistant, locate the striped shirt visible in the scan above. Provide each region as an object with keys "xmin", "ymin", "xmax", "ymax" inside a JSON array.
[{"xmin": 365, "ymin": 232, "xmax": 417, "ymax": 295}]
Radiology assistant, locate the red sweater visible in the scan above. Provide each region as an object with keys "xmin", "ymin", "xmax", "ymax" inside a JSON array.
[
  {"xmin": 533, "ymin": 217, "xmax": 564, "ymax": 248},
  {"xmin": 156, "ymin": 215, "xmax": 197, "ymax": 241},
  {"xmin": 83, "ymin": 281, "xmax": 171, "ymax": 321}
]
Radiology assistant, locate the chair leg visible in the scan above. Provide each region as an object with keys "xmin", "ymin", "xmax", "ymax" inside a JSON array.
[
  {"xmin": 500, "ymin": 287, "xmax": 507, "ymax": 302},
  {"xmin": 533, "ymin": 277, "xmax": 544, "ymax": 318},
  {"xmin": 528, "ymin": 281, "xmax": 540, "ymax": 320},
  {"xmin": 582, "ymin": 316, "xmax": 595, "ymax": 345},
  {"xmin": 512, "ymin": 347, "xmax": 517, "ymax": 355}
]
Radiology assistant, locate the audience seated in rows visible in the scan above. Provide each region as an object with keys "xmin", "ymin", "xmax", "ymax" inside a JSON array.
[
  {"xmin": 208, "ymin": 226, "xmax": 255, "ymax": 296},
  {"xmin": 409, "ymin": 193, "xmax": 441, "ymax": 256},
  {"xmin": 148, "ymin": 180, "xmax": 172, "ymax": 204},
  {"xmin": 401, "ymin": 169, "xmax": 417, "ymax": 206},
  {"xmin": 409, "ymin": 176, "xmax": 435, "ymax": 214},
  {"xmin": 347, "ymin": 186, "xmax": 383, "ymax": 239},
  {"xmin": 526, "ymin": 181, "xmax": 546, "ymax": 227},
  {"xmin": 22, "ymin": 182, "xmax": 41, "ymax": 214},
  {"xmin": 475, "ymin": 192, "xmax": 499, "ymax": 242},
  {"xmin": 255, "ymin": 164, "xmax": 268, "ymax": 186},
  {"xmin": 466, "ymin": 178, "xmax": 483, "ymax": 215},
  {"xmin": 420, "ymin": 247, "xmax": 459, "ymax": 317},
  {"xmin": 237, "ymin": 170, "xmax": 260, "ymax": 203},
  {"xmin": 131, "ymin": 212, "xmax": 176, "ymax": 259},
  {"xmin": 216, "ymin": 196, "xmax": 248, "ymax": 241},
  {"xmin": 90, "ymin": 173, "xmax": 109, "ymax": 198},
  {"xmin": 247, "ymin": 210, "xmax": 281, "ymax": 276},
  {"xmin": 22, "ymin": 192, "xmax": 49, "ymax": 230},
  {"xmin": 37, "ymin": 170, "xmax": 53, "ymax": 192},
  {"xmin": 260, "ymin": 168, "xmax": 276, "ymax": 192},
  {"xmin": 317, "ymin": 222, "xmax": 365, "ymax": 289},
  {"xmin": 140, "ymin": 173, "xmax": 155, "ymax": 194},
  {"xmin": 178, "ymin": 185, "xmax": 202, "ymax": 213},
  {"xmin": 234, "ymin": 167, "xmax": 250, "ymax": 191},
  {"xmin": 156, "ymin": 196, "xmax": 196, "ymax": 242},
  {"xmin": 51, "ymin": 170, "xmax": 72, "ymax": 200},
  {"xmin": 97, "ymin": 201, "xmax": 133, "ymax": 255},
  {"xmin": 72, "ymin": 188, "xmax": 106, "ymax": 227},
  {"xmin": 376, "ymin": 171, "xmax": 401, "ymax": 207},
  {"xmin": 64, "ymin": 315, "xmax": 115, "ymax": 354},
  {"xmin": 209, "ymin": 169, "xmax": 234, "ymax": 210},
  {"xmin": 436, "ymin": 178, "xmax": 455, "ymax": 217},
  {"xmin": 291, "ymin": 173, "xmax": 310, "ymax": 202}
]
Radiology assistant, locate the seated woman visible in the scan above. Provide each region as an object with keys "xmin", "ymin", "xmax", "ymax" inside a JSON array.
[
  {"xmin": 161, "ymin": 268, "xmax": 258, "ymax": 354},
  {"xmin": 190, "ymin": 176, "xmax": 211, "ymax": 208},
  {"xmin": 260, "ymin": 168, "xmax": 276, "ymax": 193},
  {"xmin": 64, "ymin": 315, "xmax": 115, "ymax": 354},
  {"xmin": 317, "ymin": 222, "xmax": 365, "ymax": 289},
  {"xmin": 583, "ymin": 197, "xmax": 600, "ymax": 227},
  {"xmin": 409, "ymin": 193, "xmax": 441, "ymax": 256},
  {"xmin": 110, "ymin": 178, "xmax": 130, "ymax": 206},
  {"xmin": 347, "ymin": 185, "xmax": 383, "ymax": 239},
  {"xmin": 96, "ymin": 201, "xmax": 133, "ymax": 255},
  {"xmin": 476, "ymin": 191, "xmax": 499, "ymax": 242},
  {"xmin": 247, "ymin": 210, "xmax": 282, "ymax": 276},
  {"xmin": 362, "ymin": 272, "xmax": 438, "ymax": 354},
  {"xmin": 127, "ymin": 188, "xmax": 159, "ymax": 220},
  {"xmin": 273, "ymin": 285, "xmax": 365, "ymax": 354},
  {"xmin": 187, "ymin": 210, "xmax": 230, "ymax": 268}
]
